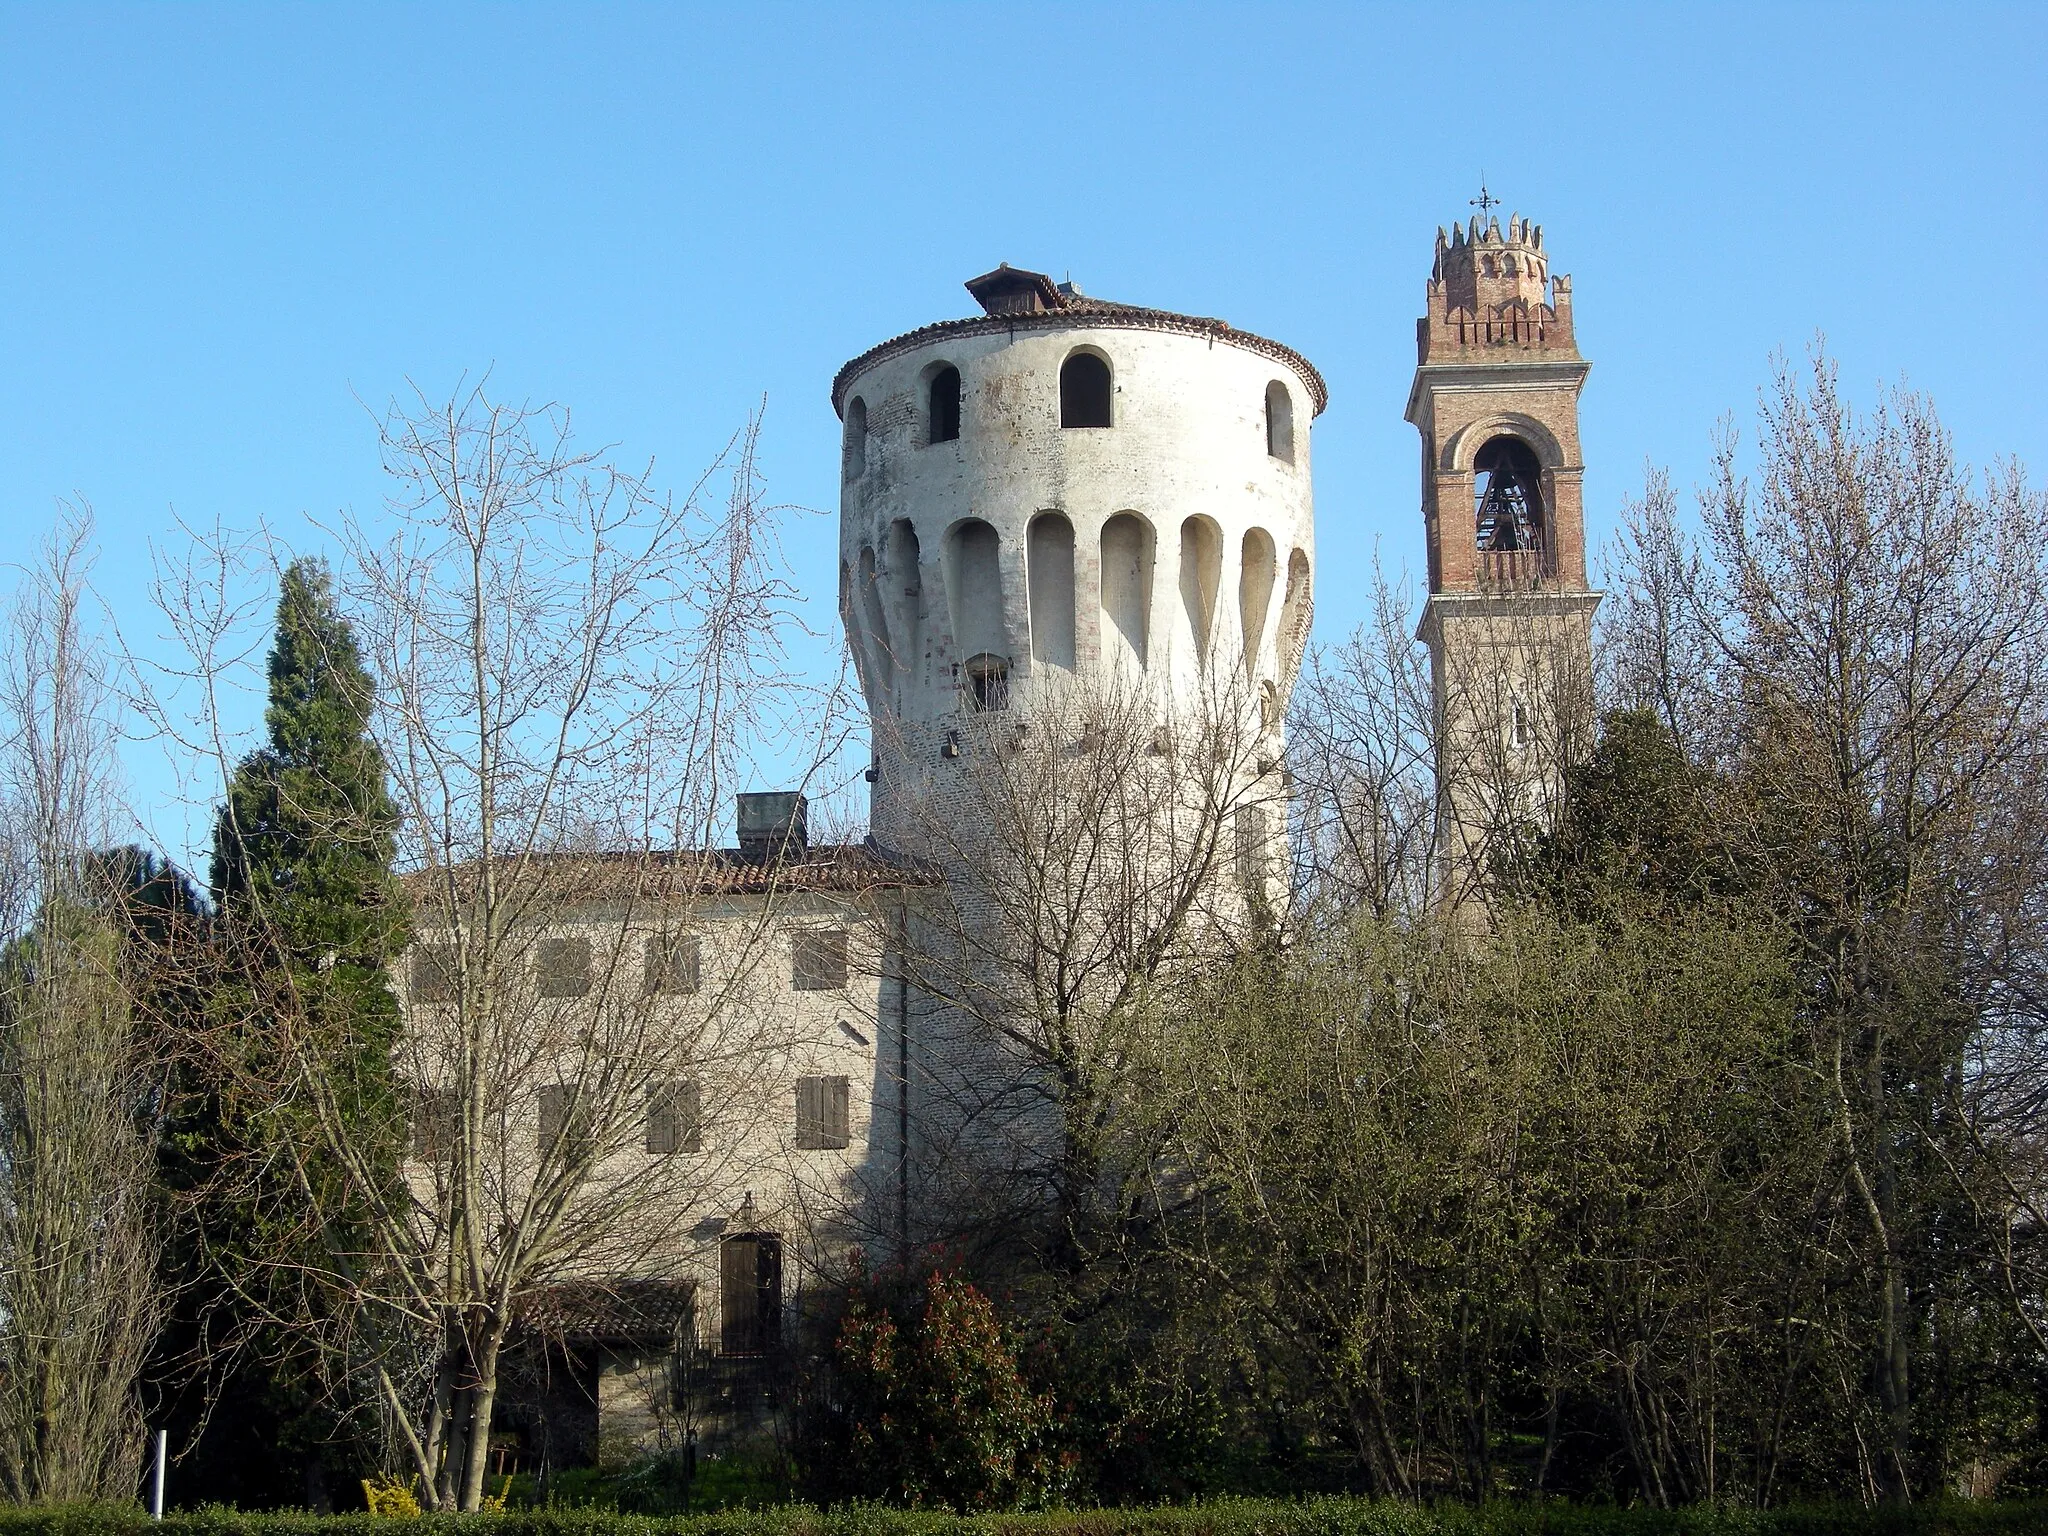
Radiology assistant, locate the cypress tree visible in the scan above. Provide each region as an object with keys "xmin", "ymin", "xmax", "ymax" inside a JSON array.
[
  {"xmin": 213, "ymin": 555, "xmax": 406, "ymax": 1072},
  {"xmin": 162, "ymin": 558, "xmax": 408, "ymax": 1507}
]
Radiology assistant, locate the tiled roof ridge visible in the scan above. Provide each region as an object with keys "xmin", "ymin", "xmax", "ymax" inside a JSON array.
[
  {"xmin": 832, "ymin": 302, "xmax": 1329, "ymax": 419},
  {"xmin": 398, "ymin": 840, "xmax": 943, "ymax": 901}
]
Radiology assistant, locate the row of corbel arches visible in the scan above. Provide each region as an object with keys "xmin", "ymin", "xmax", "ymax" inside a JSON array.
[{"xmin": 847, "ymin": 510, "xmax": 1312, "ymax": 720}]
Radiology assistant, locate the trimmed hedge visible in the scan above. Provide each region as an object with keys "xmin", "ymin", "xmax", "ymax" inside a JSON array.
[{"xmin": 1, "ymin": 1500, "xmax": 2043, "ymax": 1536}]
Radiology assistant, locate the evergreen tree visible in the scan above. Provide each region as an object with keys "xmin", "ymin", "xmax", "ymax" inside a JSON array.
[
  {"xmin": 213, "ymin": 555, "xmax": 406, "ymax": 1060},
  {"xmin": 163, "ymin": 558, "xmax": 408, "ymax": 1507}
]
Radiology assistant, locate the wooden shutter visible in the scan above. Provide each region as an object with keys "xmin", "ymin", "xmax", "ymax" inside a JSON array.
[
  {"xmin": 644, "ymin": 934, "xmax": 701, "ymax": 996},
  {"xmin": 646, "ymin": 1079, "xmax": 702, "ymax": 1154},
  {"xmin": 793, "ymin": 929, "xmax": 849, "ymax": 991},
  {"xmin": 796, "ymin": 1075, "xmax": 850, "ymax": 1150},
  {"xmin": 410, "ymin": 947, "xmax": 457, "ymax": 1003},
  {"xmin": 535, "ymin": 937, "xmax": 593, "ymax": 998},
  {"xmin": 411, "ymin": 1087, "xmax": 457, "ymax": 1159}
]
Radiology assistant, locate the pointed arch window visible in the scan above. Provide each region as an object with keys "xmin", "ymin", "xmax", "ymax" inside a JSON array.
[{"xmin": 1474, "ymin": 437, "xmax": 1545, "ymax": 553}]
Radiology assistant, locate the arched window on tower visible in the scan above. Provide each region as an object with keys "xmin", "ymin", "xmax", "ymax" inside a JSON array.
[
  {"xmin": 1060, "ymin": 352, "xmax": 1113, "ymax": 428},
  {"xmin": 1264, "ymin": 380, "xmax": 1294, "ymax": 463},
  {"xmin": 843, "ymin": 397, "xmax": 868, "ymax": 481},
  {"xmin": 928, "ymin": 365, "xmax": 961, "ymax": 444},
  {"xmin": 1474, "ymin": 437, "xmax": 1545, "ymax": 553}
]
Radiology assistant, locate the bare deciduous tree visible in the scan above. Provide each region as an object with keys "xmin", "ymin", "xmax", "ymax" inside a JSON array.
[
  {"xmin": 1603, "ymin": 349, "xmax": 2048, "ymax": 1497},
  {"xmin": 157, "ymin": 386, "xmax": 840, "ymax": 1508},
  {"xmin": 0, "ymin": 511, "xmax": 166, "ymax": 1502},
  {"xmin": 883, "ymin": 658, "xmax": 1283, "ymax": 1272}
]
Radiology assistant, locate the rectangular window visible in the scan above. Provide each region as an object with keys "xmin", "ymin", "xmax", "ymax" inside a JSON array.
[
  {"xmin": 536, "ymin": 1082, "xmax": 592, "ymax": 1159},
  {"xmin": 410, "ymin": 946, "xmax": 457, "ymax": 1004},
  {"xmin": 719, "ymin": 1232, "xmax": 782, "ymax": 1355},
  {"xmin": 644, "ymin": 933, "xmax": 701, "ymax": 996},
  {"xmin": 646, "ymin": 1079, "xmax": 702, "ymax": 1154},
  {"xmin": 535, "ymin": 936, "xmax": 593, "ymax": 999},
  {"xmin": 792, "ymin": 929, "xmax": 848, "ymax": 991},
  {"xmin": 795, "ymin": 1074, "xmax": 851, "ymax": 1150},
  {"xmin": 410, "ymin": 1086, "xmax": 459, "ymax": 1161}
]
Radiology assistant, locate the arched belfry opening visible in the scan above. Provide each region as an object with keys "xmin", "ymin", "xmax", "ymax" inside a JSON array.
[
  {"xmin": 1473, "ymin": 436, "xmax": 1545, "ymax": 553},
  {"xmin": 1060, "ymin": 352, "xmax": 1113, "ymax": 428}
]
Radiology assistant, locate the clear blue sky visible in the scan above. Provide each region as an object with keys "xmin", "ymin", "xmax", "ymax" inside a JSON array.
[{"xmin": 4, "ymin": 3, "xmax": 2043, "ymax": 867}]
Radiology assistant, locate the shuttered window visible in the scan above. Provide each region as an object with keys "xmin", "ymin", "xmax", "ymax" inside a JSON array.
[
  {"xmin": 535, "ymin": 937, "xmax": 593, "ymax": 998},
  {"xmin": 410, "ymin": 947, "xmax": 458, "ymax": 1003},
  {"xmin": 792, "ymin": 929, "xmax": 848, "ymax": 991},
  {"xmin": 644, "ymin": 934, "xmax": 701, "ymax": 996},
  {"xmin": 719, "ymin": 1233, "xmax": 782, "ymax": 1355},
  {"xmin": 536, "ymin": 1083, "xmax": 592, "ymax": 1159},
  {"xmin": 646, "ymin": 1079, "xmax": 702, "ymax": 1154},
  {"xmin": 794, "ymin": 1075, "xmax": 850, "ymax": 1150},
  {"xmin": 410, "ymin": 1087, "xmax": 459, "ymax": 1160}
]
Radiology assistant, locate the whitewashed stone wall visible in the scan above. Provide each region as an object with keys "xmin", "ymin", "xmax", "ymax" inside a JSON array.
[{"xmin": 837, "ymin": 321, "xmax": 1319, "ymax": 850}]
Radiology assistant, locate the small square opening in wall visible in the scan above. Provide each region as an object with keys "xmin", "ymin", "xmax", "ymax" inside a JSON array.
[
  {"xmin": 792, "ymin": 928, "xmax": 849, "ymax": 990},
  {"xmin": 795, "ymin": 1075, "xmax": 850, "ymax": 1150},
  {"xmin": 535, "ymin": 937, "xmax": 592, "ymax": 998}
]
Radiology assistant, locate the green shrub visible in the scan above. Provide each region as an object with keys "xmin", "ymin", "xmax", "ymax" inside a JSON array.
[{"xmin": 0, "ymin": 1497, "xmax": 2044, "ymax": 1536}]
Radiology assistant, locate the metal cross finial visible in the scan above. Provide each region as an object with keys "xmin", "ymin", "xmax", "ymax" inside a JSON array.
[{"xmin": 1470, "ymin": 179, "xmax": 1500, "ymax": 221}]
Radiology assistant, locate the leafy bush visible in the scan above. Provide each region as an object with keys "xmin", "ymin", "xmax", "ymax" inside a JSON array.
[{"xmin": 799, "ymin": 1258, "xmax": 1073, "ymax": 1510}]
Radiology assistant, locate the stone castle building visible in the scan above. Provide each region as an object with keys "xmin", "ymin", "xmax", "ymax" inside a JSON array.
[{"xmin": 400, "ymin": 210, "xmax": 1596, "ymax": 1473}]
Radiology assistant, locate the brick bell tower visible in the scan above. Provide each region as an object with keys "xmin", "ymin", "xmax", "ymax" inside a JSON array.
[{"xmin": 1405, "ymin": 206, "xmax": 1599, "ymax": 900}]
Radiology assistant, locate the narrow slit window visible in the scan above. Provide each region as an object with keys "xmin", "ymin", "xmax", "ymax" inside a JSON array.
[
  {"xmin": 928, "ymin": 365, "xmax": 961, "ymax": 444},
  {"xmin": 843, "ymin": 397, "xmax": 868, "ymax": 480},
  {"xmin": 1264, "ymin": 381, "xmax": 1294, "ymax": 463}
]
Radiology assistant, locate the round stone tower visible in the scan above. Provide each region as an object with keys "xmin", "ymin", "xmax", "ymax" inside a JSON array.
[{"xmin": 833, "ymin": 264, "xmax": 1324, "ymax": 851}]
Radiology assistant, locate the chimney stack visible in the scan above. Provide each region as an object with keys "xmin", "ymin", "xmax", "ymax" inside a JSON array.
[{"xmin": 736, "ymin": 792, "xmax": 808, "ymax": 862}]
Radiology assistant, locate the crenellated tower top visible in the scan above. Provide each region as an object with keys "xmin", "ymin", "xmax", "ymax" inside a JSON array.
[
  {"xmin": 1406, "ymin": 205, "xmax": 1600, "ymax": 905},
  {"xmin": 1420, "ymin": 214, "xmax": 1577, "ymax": 364}
]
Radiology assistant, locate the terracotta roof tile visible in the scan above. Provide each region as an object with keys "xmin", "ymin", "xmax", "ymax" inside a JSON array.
[
  {"xmin": 515, "ymin": 1278, "xmax": 697, "ymax": 1342},
  {"xmin": 833, "ymin": 289, "xmax": 1327, "ymax": 419}
]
